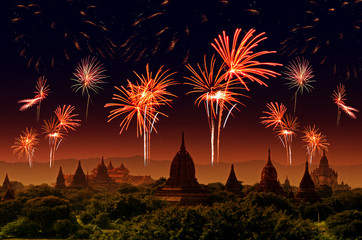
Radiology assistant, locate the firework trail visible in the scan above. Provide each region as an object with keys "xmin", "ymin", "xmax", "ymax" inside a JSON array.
[
  {"xmin": 18, "ymin": 76, "xmax": 50, "ymax": 121},
  {"xmin": 72, "ymin": 56, "xmax": 107, "ymax": 121},
  {"xmin": 106, "ymin": 64, "xmax": 176, "ymax": 166},
  {"xmin": 302, "ymin": 125, "xmax": 329, "ymax": 164},
  {"xmin": 332, "ymin": 83, "xmax": 359, "ymax": 126},
  {"xmin": 283, "ymin": 57, "xmax": 314, "ymax": 114},
  {"xmin": 34, "ymin": 76, "xmax": 50, "ymax": 122},
  {"xmin": 42, "ymin": 117, "xmax": 65, "ymax": 167},
  {"xmin": 12, "ymin": 128, "xmax": 39, "ymax": 168},
  {"xmin": 260, "ymin": 102, "xmax": 298, "ymax": 165},
  {"xmin": 185, "ymin": 55, "xmax": 244, "ymax": 165},
  {"xmin": 211, "ymin": 28, "xmax": 281, "ymax": 90}
]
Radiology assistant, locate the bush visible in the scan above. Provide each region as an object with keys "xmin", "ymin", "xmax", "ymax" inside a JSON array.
[
  {"xmin": 54, "ymin": 219, "xmax": 72, "ymax": 238},
  {"xmin": 1, "ymin": 218, "xmax": 41, "ymax": 238},
  {"xmin": 326, "ymin": 210, "xmax": 362, "ymax": 239},
  {"xmin": 80, "ymin": 211, "xmax": 93, "ymax": 225},
  {"xmin": 94, "ymin": 213, "xmax": 112, "ymax": 229}
]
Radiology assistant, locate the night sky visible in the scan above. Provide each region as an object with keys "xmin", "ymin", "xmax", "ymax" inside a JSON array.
[{"xmin": 0, "ymin": 0, "xmax": 361, "ymax": 167}]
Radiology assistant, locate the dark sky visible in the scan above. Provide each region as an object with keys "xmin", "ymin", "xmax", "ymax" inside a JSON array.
[{"xmin": 0, "ymin": 0, "xmax": 361, "ymax": 167}]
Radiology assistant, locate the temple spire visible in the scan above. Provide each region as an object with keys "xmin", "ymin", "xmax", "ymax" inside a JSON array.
[
  {"xmin": 180, "ymin": 132, "xmax": 186, "ymax": 151},
  {"xmin": 267, "ymin": 148, "xmax": 272, "ymax": 164}
]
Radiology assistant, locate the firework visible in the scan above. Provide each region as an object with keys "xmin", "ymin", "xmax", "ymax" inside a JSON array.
[
  {"xmin": 284, "ymin": 57, "xmax": 315, "ymax": 114},
  {"xmin": 12, "ymin": 128, "xmax": 39, "ymax": 168},
  {"xmin": 105, "ymin": 64, "xmax": 176, "ymax": 166},
  {"xmin": 261, "ymin": 103, "xmax": 298, "ymax": 165},
  {"xmin": 12, "ymin": 0, "xmax": 115, "ymax": 71},
  {"xmin": 280, "ymin": 0, "xmax": 361, "ymax": 80},
  {"xmin": 18, "ymin": 97, "xmax": 41, "ymax": 111},
  {"xmin": 332, "ymin": 83, "xmax": 359, "ymax": 126},
  {"xmin": 211, "ymin": 28, "xmax": 281, "ymax": 90},
  {"xmin": 54, "ymin": 105, "xmax": 81, "ymax": 132},
  {"xmin": 34, "ymin": 76, "xmax": 50, "ymax": 122},
  {"xmin": 302, "ymin": 125, "xmax": 329, "ymax": 164},
  {"xmin": 72, "ymin": 56, "xmax": 107, "ymax": 121},
  {"xmin": 185, "ymin": 55, "xmax": 244, "ymax": 165},
  {"xmin": 42, "ymin": 117, "xmax": 65, "ymax": 167}
]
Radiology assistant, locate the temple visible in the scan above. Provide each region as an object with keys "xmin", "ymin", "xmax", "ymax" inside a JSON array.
[
  {"xmin": 295, "ymin": 161, "xmax": 320, "ymax": 203},
  {"xmin": 88, "ymin": 157, "xmax": 118, "ymax": 190},
  {"xmin": 225, "ymin": 164, "xmax": 243, "ymax": 195},
  {"xmin": 2, "ymin": 187, "xmax": 15, "ymax": 201},
  {"xmin": 55, "ymin": 166, "xmax": 66, "ymax": 189},
  {"xmin": 70, "ymin": 161, "xmax": 89, "ymax": 188},
  {"xmin": 257, "ymin": 149, "xmax": 285, "ymax": 196},
  {"xmin": 2, "ymin": 174, "xmax": 12, "ymax": 190},
  {"xmin": 311, "ymin": 151, "xmax": 350, "ymax": 190},
  {"xmin": 155, "ymin": 133, "xmax": 209, "ymax": 204}
]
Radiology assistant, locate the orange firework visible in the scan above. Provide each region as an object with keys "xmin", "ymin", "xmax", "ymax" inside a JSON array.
[
  {"xmin": 260, "ymin": 102, "xmax": 287, "ymax": 130},
  {"xmin": 12, "ymin": 127, "xmax": 39, "ymax": 168},
  {"xmin": 185, "ymin": 55, "xmax": 244, "ymax": 165},
  {"xmin": 18, "ymin": 97, "xmax": 41, "ymax": 111},
  {"xmin": 105, "ymin": 65, "xmax": 177, "ymax": 166},
  {"xmin": 284, "ymin": 57, "xmax": 315, "ymax": 114},
  {"xmin": 72, "ymin": 56, "xmax": 107, "ymax": 121},
  {"xmin": 332, "ymin": 83, "xmax": 359, "ymax": 126},
  {"xmin": 211, "ymin": 28, "xmax": 281, "ymax": 90},
  {"xmin": 277, "ymin": 114, "xmax": 299, "ymax": 165},
  {"xmin": 54, "ymin": 105, "xmax": 81, "ymax": 133},
  {"xmin": 34, "ymin": 76, "xmax": 50, "ymax": 122},
  {"xmin": 302, "ymin": 125, "xmax": 329, "ymax": 164},
  {"xmin": 42, "ymin": 117, "xmax": 66, "ymax": 167}
]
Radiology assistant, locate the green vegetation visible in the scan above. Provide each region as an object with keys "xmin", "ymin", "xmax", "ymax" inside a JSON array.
[{"xmin": 0, "ymin": 182, "xmax": 361, "ymax": 239}]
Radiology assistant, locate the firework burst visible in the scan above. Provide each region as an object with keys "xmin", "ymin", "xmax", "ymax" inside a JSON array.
[
  {"xmin": 105, "ymin": 64, "xmax": 177, "ymax": 166},
  {"xmin": 54, "ymin": 105, "xmax": 81, "ymax": 132},
  {"xmin": 42, "ymin": 117, "xmax": 65, "ymax": 167},
  {"xmin": 185, "ymin": 55, "xmax": 244, "ymax": 165},
  {"xmin": 284, "ymin": 57, "xmax": 315, "ymax": 114},
  {"xmin": 72, "ymin": 56, "xmax": 107, "ymax": 121},
  {"xmin": 12, "ymin": 128, "xmax": 39, "ymax": 168},
  {"xmin": 261, "ymin": 102, "xmax": 298, "ymax": 165},
  {"xmin": 332, "ymin": 83, "xmax": 359, "ymax": 126},
  {"xmin": 302, "ymin": 125, "xmax": 329, "ymax": 164},
  {"xmin": 211, "ymin": 28, "xmax": 281, "ymax": 90}
]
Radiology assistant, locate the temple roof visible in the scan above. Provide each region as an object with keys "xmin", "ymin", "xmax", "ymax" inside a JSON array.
[
  {"xmin": 2, "ymin": 187, "xmax": 15, "ymax": 201},
  {"xmin": 2, "ymin": 174, "xmax": 12, "ymax": 190},
  {"xmin": 226, "ymin": 164, "xmax": 242, "ymax": 194},
  {"xmin": 71, "ymin": 161, "xmax": 88, "ymax": 187},
  {"xmin": 261, "ymin": 149, "xmax": 278, "ymax": 182},
  {"xmin": 55, "ymin": 166, "xmax": 66, "ymax": 189},
  {"xmin": 299, "ymin": 161, "xmax": 315, "ymax": 189},
  {"xmin": 107, "ymin": 160, "xmax": 114, "ymax": 170}
]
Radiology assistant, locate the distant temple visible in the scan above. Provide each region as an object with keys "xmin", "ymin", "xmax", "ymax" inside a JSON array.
[
  {"xmin": 62, "ymin": 158, "xmax": 153, "ymax": 189},
  {"xmin": 311, "ymin": 151, "xmax": 350, "ymax": 190},
  {"xmin": 295, "ymin": 161, "xmax": 320, "ymax": 203},
  {"xmin": 2, "ymin": 174, "xmax": 12, "ymax": 190},
  {"xmin": 225, "ymin": 164, "xmax": 243, "ymax": 195},
  {"xmin": 70, "ymin": 161, "xmax": 89, "ymax": 188},
  {"xmin": 155, "ymin": 133, "xmax": 209, "ymax": 204},
  {"xmin": 55, "ymin": 167, "xmax": 66, "ymax": 189},
  {"xmin": 257, "ymin": 149, "xmax": 285, "ymax": 196}
]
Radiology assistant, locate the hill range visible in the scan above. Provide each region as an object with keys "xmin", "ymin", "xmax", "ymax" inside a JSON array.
[{"xmin": 1, "ymin": 156, "xmax": 361, "ymax": 188}]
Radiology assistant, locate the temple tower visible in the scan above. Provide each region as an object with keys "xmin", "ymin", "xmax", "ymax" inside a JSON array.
[
  {"xmin": 91, "ymin": 157, "xmax": 118, "ymax": 189},
  {"xmin": 70, "ymin": 161, "xmax": 88, "ymax": 188},
  {"xmin": 2, "ymin": 174, "xmax": 12, "ymax": 190},
  {"xmin": 225, "ymin": 164, "xmax": 243, "ymax": 195},
  {"xmin": 296, "ymin": 161, "xmax": 320, "ymax": 203},
  {"xmin": 55, "ymin": 166, "xmax": 66, "ymax": 189}
]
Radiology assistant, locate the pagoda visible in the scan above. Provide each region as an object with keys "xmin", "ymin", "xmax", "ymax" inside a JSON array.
[
  {"xmin": 2, "ymin": 174, "xmax": 12, "ymax": 190},
  {"xmin": 155, "ymin": 133, "xmax": 209, "ymax": 204},
  {"xmin": 89, "ymin": 157, "xmax": 118, "ymax": 189},
  {"xmin": 107, "ymin": 161, "xmax": 114, "ymax": 171},
  {"xmin": 55, "ymin": 166, "xmax": 66, "ymax": 189},
  {"xmin": 295, "ymin": 161, "xmax": 320, "ymax": 203},
  {"xmin": 257, "ymin": 149, "xmax": 285, "ymax": 196},
  {"xmin": 2, "ymin": 187, "xmax": 15, "ymax": 201},
  {"xmin": 70, "ymin": 161, "xmax": 88, "ymax": 188},
  {"xmin": 225, "ymin": 164, "xmax": 243, "ymax": 195}
]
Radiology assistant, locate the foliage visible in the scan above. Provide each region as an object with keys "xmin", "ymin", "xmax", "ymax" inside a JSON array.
[
  {"xmin": 0, "ymin": 200, "xmax": 23, "ymax": 227},
  {"xmin": 0, "ymin": 218, "xmax": 41, "ymax": 238},
  {"xmin": 300, "ymin": 202, "xmax": 335, "ymax": 221},
  {"xmin": 316, "ymin": 185, "xmax": 332, "ymax": 199},
  {"xmin": 17, "ymin": 184, "xmax": 64, "ymax": 202},
  {"xmin": 326, "ymin": 210, "xmax": 362, "ymax": 240}
]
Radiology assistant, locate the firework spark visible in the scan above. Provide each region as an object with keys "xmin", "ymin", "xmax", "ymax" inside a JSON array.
[
  {"xmin": 302, "ymin": 125, "xmax": 329, "ymax": 164},
  {"xmin": 284, "ymin": 57, "xmax": 315, "ymax": 114},
  {"xmin": 42, "ymin": 117, "xmax": 65, "ymax": 167},
  {"xmin": 72, "ymin": 56, "xmax": 107, "ymax": 121},
  {"xmin": 12, "ymin": 128, "xmax": 39, "ymax": 168},
  {"xmin": 211, "ymin": 28, "xmax": 281, "ymax": 90},
  {"xmin": 185, "ymin": 55, "xmax": 244, "ymax": 165},
  {"xmin": 105, "ymin": 64, "xmax": 176, "ymax": 166},
  {"xmin": 34, "ymin": 76, "xmax": 50, "ymax": 122},
  {"xmin": 332, "ymin": 83, "xmax": 359, "ymax": 126},
  {"xmin": 260, "ymin": 102, "xmax": 287, "ymax": 130}
]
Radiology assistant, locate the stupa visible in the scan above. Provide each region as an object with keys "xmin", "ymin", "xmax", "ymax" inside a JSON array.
[
  {"xmin": 155, "ymin": 133, "xmax": 209, "ymax": 204},
  {"xmin": 2, "ymin": 174, "xmax": 12, "ymax": 190},
  {"xmin": 70, "ymin": 161, "xmax": 88, "ymax": 188},
  {"xmin": 295, "ymin": 161, "xmax": 320, "ymax": 203},
  {"xmin": 89, "ymin": 157, "xmax": 118, "ymax": 189},
  {"xmin": 2, "ymin": 187, "xmax": 15, "ymax": 201},
  {"xmin": 257, "ymin": 149, "xmax": 285, "ymax": 195},
  {"xmin": 55, "ymin": 166, "xmax": 66, "ymax": 189},
  {"xmin": 225, "ymin": 164, "xmax": 243, "ymax": 195}
]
